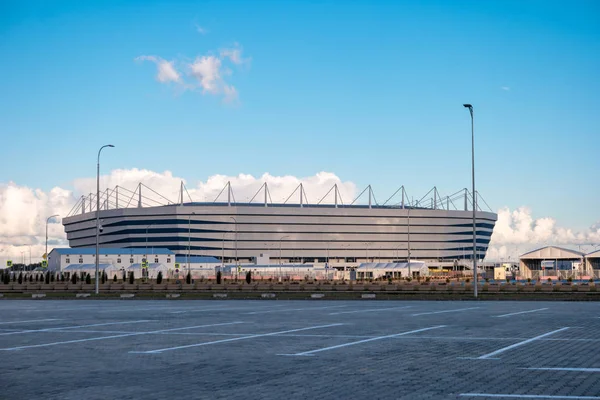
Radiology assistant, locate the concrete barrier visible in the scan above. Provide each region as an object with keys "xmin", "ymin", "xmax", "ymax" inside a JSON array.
[
  {"xmin": 213, "ymin": 293, "xmax": 228, "ymax": 299},
  {"xmin": 120, "ymin": 294, "xmax": 135, "ymax": 299},
  {"xmin": 261, "ymin": 293, "xmax": 276, "ymax": 299},
  {"xmin": 32, "ymin": 293, "xmax": 46, "ymax": 299},
  {"xmin": 76, "ymin": 293, "xmax": 91, "ymax": 298},
  {"xmin": 166, "ymin": 294, "xmax": 181, "ymax": 299},
  {"xmin": 310, "ymin": 293, "xmax": 325, "ymax": 299},
  {"xmin": 361, "ymin": 293, "xmax": 376, "ymax": 299},
  {"xmin": 0, "ymin": 294, "xmax": 4, "ymax": 298}
]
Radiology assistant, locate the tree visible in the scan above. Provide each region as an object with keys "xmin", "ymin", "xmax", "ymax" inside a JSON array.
[
  {"xmin": 12, "ymin": 273, "xmax": 16, "ymax": 282},
  {"xmin": 29, "ymin": 274, "xmax": 33, "ymax": 283},
  {"xmin": 17, "ymin": 272, "xmax": 23, "ymax": 284},
  {"xmin": 245, "ymin": 270, "xmax": 252, "ymax": 284},
  {"xmin": 113, "ymin": 274, "xmax": 117, "ymax": 282},
  {"xmin": 186, "ymin": 271, "xmax": 191, "ymax": 284},
  {"xmin": 71, "ymin": 273, "xmax": 77, "ymax": 284},
  {"xmin": 216, "ymin": 270, "xmax": 222, "ymax": 284},
  {"xmin": 157, "ymin": 271, "xmax": 163, "ymax": 284},
  {"xmin": 85, "ymin": 273, "xmax": 91, "ymax": 284},
  {"xmin": 122, "ymin": 271, "xmax": 127, "ymax": 282},
  {"xmin": 61, "ymin": 273, "xmax": 65, "ymax": 282},
  {"xmin": 128, "ymin": 271, "xmax": 134, "ymax": 285},
  {"xmin": 3, "ymin": 273, "xmax": 9, "ymax": 285},
  {"xmin": 45, "ymin": 272, "xmax": 50, "ymax": 284},
  {"xmin": 50, "ymin": 273, "xmax": 55, "ymax": 282},
  {"xmin": 101, "ymin": 271, "xmax": 107, "ymax": 284}
]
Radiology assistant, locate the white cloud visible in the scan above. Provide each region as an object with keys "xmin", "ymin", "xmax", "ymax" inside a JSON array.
[
  {"xmin": 189, "ymin": 55, "xmax": 223, "ymax": 94},
  {"xmin": 220, "ymin": 44, "xmax": 248, "ymax": 65},
  {"xmin": 485, "ymin": 206, "xmax": 600, "ymax": 261},
  {"xmin": 135, "ymin": 40, "xmax": 249, "ymax": 102},
  {"xmin": 135, "ymin": 55, "xmax": 181, "ymax": 83}
]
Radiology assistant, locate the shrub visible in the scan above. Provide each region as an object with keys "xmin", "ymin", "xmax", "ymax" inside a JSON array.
[
  {"xmin": 101, "ymin": 271, "xmax": 106, "ymax": 284},
  {"xmin": 506, "ymin": 277, "xmax": 510, "ymax": 283},
  {"xmin": 3, "ymin": 273, "xmax": 9, "ymax": 285},
  {"xmin": 71, "ymin": 273, "xmax": 77, "ymax": 284},
  {"xmin": 113, "ymin": 274, "xmax": 117, "ymax": 282},
  {"xmin": 547, "ymin": 278, "xmax": 552, "ymax": 283},
  {"xmin": 186, "ymin": 272, "xmax": 191, "ymax": 284},
  {"xmin": 589, "ymin": 278, "xmax": 594, "ymax": 283},
  {"xmin": 388, "ymin": 278, "xmax": 392, "ymax": 284},
  {"xmin": 128, "ymin": 271, "xmax": 134, "ymax": 285},
  {"xmin": 85, "ymin": 273, "xmax": 91, "ymax": 285},
  {"xmin": 50, "ymin": 273, "xmax": 55, "ymax": 283},
  {"xmin": 122, "ymin": 271, "xmax": 126, "ymax": 282},
  {"xmin": 35, "ymin": 274, "xmax": 39, "ymax": 282},
  {"xmin": 45, "ymin": 272, "xmax": 50, "ymax": 284},
  {"xmin": 216, "ymin": 271, "xmax": 222, "ymax": 284},
  {"xmin": 527, "ymin": 278, "xmax": 531, "ymax": 283},
  {"xmin": 17, "ymin": 273, "xmax": 23, "ymax": 284},
  {"xmin": 12, "ymin": 273, "xmax": 16, "ymax": 282},
  {"xmin": 567, "ymin": 277, "xmax": 573, "ymax": 283},
  {"xmin": 29, "ymin": 274, "xmax": 33, "ymax": 283},
  {"xmin": 465, "ymin": 278, "xmax": 470, "ymax": 283},
  {"xmin": 246, "ymin": 271, "xmax": 252, "ymax": 284},
  {"xmin": 446, "ymin": 278, "xmax": 450, "ymax": 284},
  {"xmin": 425, "ymin": 277, "xmax": 431, "ymax": 283},
  {"xmin": 484, "ymin": 277, "xmax": 489, "ymax": 283},
  {"xmin": 157, "ymin": 271, "xmax": 163, "ymax": 284}
]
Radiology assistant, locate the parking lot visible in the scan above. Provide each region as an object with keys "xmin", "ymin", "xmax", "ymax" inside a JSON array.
[{"xmin": 1, "ymin": 299, "xmax": 600, "ymax": 399}]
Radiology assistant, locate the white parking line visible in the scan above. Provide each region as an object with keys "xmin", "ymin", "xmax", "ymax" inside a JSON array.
[
  {"xmin": 523, "ymin": 368, "xmax": 600, "ymax": 372},
  {"xmin": 459, "ymin": 394, "xmax": 600, "ymax": 399},
  {"xmin": 412, "ymin": 307, "xmax": 480, "ymax": 316},
  {"xmin": 130, "ymin": 323, "xmax": 345, "ymax": 354},
  {"xmin": 329, "ymin": 306, "xmax": 412, "ymax": 315},
  {"xmin": 494, "ymin": 308, "xmax": 549, "ymax": 318},
  {"xmin": 0, "ymin": 318, "xmax": 63, "ymax": 325},
  {"xmin": 476, "ymin": 327, "xmax": 570, "ymax": 360},
  {"xmin": 0, "ymin": 321, "xmax": 244, "ymax": 351},
  {"xmin": 246, "ymin": 305, "xmax": 347, "ymax": 315},
  {"xmin": 280, "ymin": 325, "xmax": 446, "ymax": 356},
  {"xmin": 0, "ymin": 320, "xmax": 153, "ymax": 336}
]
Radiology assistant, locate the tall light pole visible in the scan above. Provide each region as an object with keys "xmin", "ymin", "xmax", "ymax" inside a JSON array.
[
  {"xmin": 407, "ymin": 207, "xmax": 411, "ymax": 278},
  {"xmin": 46, "ymin": 214, "xmax": 59, "ymax": 268},
  {"xmin": 95, "ymin": 144, "xmax": 114, "ymax": 295},
  {"xmin": 463, "ymin": 104, "xmax": 477, "ymax": 298}
]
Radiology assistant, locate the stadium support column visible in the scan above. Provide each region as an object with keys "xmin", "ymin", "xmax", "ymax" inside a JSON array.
[
  {"xmin": 463, "ymin": 103, "xmax": 477, "ymax": 299},
  {"xmin": 95, "ymin": 144, "xmax": 114, "ymax": 295}
]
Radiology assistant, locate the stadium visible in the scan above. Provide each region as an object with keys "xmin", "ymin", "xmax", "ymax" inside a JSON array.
[{"xmin": 61, "ymin": 181, "xmax": 498, "ymax": 268}]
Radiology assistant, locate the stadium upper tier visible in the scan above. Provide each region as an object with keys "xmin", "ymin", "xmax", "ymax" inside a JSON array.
[{"xmin": 62, "ymin": 182, "xmax": 497, "ymax": 262}]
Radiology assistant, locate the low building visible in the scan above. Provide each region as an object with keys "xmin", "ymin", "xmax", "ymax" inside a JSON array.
[
  {"xmin": 519, "ymin": 246, "xmax": 586, "ymax": 279},
  {"xmin": 47, "ymin": 247, "xmax": 175, "ymax": 272},
  {"xmin": 586, "ymin": 250, "xmax": 600, "ymax": 277},
  {"xmin": 355, "ymin": 261, "xmax": 429, "ymax": 280}
]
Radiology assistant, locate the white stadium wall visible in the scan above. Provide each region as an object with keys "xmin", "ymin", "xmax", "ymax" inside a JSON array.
[{"xmin": 62, "ymin": 203, "xmax": 497, "ymax": 263}]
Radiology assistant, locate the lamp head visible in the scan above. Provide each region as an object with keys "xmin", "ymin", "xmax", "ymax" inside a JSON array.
[
  {"xmin": 108, "ymin": 144, "xmax": 115, "ymax": 148},
  {"xmin": 463, "ymin": 104, "xmax": 472, "ymax": 109}
]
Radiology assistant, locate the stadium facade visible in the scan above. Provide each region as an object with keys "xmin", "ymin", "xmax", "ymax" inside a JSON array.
[{"xmin": 62, "ymin": 183, "xmax": 497, "ymax": 264}]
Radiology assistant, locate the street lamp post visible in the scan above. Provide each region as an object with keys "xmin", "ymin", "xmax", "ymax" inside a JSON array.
[
  {"xmin": 46, "ymin": 214, "xmax": 59, "ymax": 268},
  {"xmin": 463, "ymin": 104, "xmax": 477, "ymax": 298},
  {"xmin": 95, "ymin": 144, "xmax": 114, "ymax": 295}
]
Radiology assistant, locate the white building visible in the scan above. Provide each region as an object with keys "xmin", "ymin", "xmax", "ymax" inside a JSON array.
[{"xmin": 47, "ymin": 247, "xmax": 176, "ymax": 272}]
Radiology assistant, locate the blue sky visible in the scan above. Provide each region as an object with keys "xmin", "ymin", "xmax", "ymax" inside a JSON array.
[{"xmin": 1, "ymin": 0, "xmax": 599, "ymax": 231}]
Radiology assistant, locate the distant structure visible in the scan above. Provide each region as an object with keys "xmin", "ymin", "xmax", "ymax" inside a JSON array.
[{"xmin": 61, "ymin": 181, "xmax": 498, "ymax": 266}]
